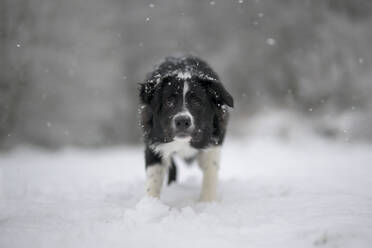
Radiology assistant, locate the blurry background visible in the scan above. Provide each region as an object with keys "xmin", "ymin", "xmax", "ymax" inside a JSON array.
[{"xmin": 1, "ymin": 0, "xmax": 372, "ymax": 149}]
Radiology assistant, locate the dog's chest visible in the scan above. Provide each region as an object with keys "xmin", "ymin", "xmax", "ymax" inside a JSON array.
[{"xmin": 153, "ymin": 139, "xmax": 198, "ymax": 159}]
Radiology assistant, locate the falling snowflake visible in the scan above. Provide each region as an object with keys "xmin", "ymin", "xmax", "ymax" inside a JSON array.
[{"xmin": 266, "ymin": 38, "xmax": 276, "ymax": 46}]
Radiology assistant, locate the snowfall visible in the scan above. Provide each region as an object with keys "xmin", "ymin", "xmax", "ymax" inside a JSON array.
[{"xmin": 1, "ymin": 122, "xmax": 372, "ymax": 248}]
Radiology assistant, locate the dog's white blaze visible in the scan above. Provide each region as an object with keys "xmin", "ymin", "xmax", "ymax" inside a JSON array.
[
  {"xmin": 184, "ymin": 81, "xmax": 195, "ymax": 125},
  {"xmin": 198, "ymin": 146, "xmax": 221, "ymax": 202},
  {"xmin": 172, "ymin": 81, "xmax": 194, "ymax": 129},
  {"xmin": 145, "ymin": 164, "xmax": 166, "ymax": 198},
  {"xmin": 182, "ymin": 81, "xmax": 189, "ymax": 109}
]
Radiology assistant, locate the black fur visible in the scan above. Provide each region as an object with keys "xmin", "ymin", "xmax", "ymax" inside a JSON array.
[
  {"xmin": 139, "ymin": 55, "xmax": 233, "ymax": 183},
  {"xmin": 144, "ymin": 146, "xmax": 162, "ymax": 168},
  {"xmin": 167, "ymin": 158, "xmax": 177, "ymax": 185}
]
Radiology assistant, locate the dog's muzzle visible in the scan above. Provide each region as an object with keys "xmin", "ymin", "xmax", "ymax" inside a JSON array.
[{"xmin": 173, "ymin": 114, "xmax": 194, "ymax": 137}]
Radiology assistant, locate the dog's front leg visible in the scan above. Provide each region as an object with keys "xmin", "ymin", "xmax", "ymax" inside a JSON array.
[
  {"xmin": 145, "ymin": 147, "xmax": 167, "ymax": 198},
  {"xmin": 198, "ymin": 146, "xmax": 220, "ymax": 202}
]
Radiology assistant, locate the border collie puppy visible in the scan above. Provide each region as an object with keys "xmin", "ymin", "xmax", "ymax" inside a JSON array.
[{"xmin": 139, "ymin": 55, "xmax": 234, "ymax": 201}]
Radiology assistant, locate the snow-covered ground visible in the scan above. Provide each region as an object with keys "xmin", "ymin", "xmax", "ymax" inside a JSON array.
[{"xmin": 1, "ymin": 136, "xmax": 372, "ymax": 248}]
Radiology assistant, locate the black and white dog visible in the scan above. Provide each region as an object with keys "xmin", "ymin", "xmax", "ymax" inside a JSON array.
[{"xmin": 139, "ymin": 55, "xmax": 234, "ymax": 201}]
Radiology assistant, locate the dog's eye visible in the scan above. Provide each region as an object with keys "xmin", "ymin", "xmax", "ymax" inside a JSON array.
[
  {"xmin": 165, "ymin": 94, "xmax": 177, "ymax": 107},
  {"xmin": 189, "ymin": 94, "xmax": 202, "ymax": 107}
]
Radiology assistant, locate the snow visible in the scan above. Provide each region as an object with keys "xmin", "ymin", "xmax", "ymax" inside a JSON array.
[
  {"xmin": 1, "ymin": 137, "xmax": 372, "ymax": 248},
  {"xmin": 266, "ymin": 38, "xmax": 276, "ymax": 46}
]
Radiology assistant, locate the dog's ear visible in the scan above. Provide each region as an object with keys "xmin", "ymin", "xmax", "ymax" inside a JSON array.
[
  {"xmin": 203, "ymin": 80, "xmax": 234, "ymax": 108},
  {"xmin": 139, "ymin": 81, "xmax": 157, "ymax": 105}
]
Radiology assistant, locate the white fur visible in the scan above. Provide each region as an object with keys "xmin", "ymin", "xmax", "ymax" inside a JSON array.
[
  {"xmin": 152, "ymin": 138, "xmax": 198, "ymax": 159},
  {"xmin": 145, "ymin": 164, "xmax": 166, "ymax": 198},
  {"xmin": 198, "ymin": 146, "xmax": 221, "ymax": 202},
  {"xmin": 177, "ymin": 71, "xmax": 191, "ymax": 79},
  {"xmin": 182, "ymin": 81, "xmax": 189, "ymax": 106}
]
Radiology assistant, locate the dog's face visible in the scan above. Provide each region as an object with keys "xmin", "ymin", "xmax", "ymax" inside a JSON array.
[{"xmin": 140, "ymin": 72, "xmax": 233, "ymax": 148}]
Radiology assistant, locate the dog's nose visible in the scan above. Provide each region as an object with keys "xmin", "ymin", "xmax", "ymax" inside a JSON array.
[{"xmin": 174, "ymin": 115, "xmax": 192, "ymax": 131}]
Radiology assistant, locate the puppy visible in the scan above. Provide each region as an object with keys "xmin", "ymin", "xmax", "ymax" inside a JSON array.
[{"xmin": 139, "ymin": 55, "xmax": 234, "ymax": 201}]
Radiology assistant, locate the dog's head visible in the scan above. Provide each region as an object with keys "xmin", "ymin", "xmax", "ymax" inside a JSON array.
[{"xmin": 139, "ymin": 57, "xmax": 233, "ymax": 148}]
